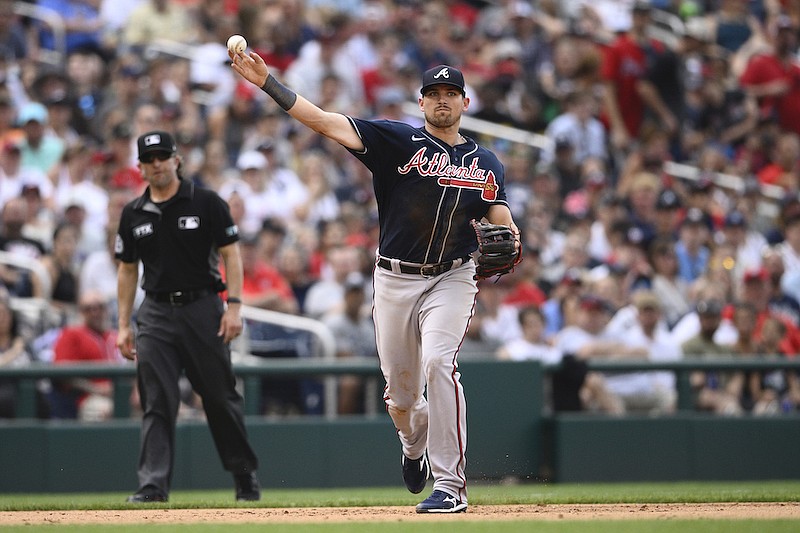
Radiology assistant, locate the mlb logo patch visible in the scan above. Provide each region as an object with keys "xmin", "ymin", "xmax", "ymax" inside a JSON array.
[
  {"xmin": 144, "ymin": 134, "xmax": 162, "ymax": 146},
  {"xmin": 179, "ymin": 216, "xmax": 200, "ymax": 230}
]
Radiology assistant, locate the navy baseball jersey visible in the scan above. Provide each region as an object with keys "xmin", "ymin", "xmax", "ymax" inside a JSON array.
[{"xmin": 345, "ymin": 118, "xmax": 508, "ymax": 264}]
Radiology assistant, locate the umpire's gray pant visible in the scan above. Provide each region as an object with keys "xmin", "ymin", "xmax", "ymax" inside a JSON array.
[{"xmin": 134, "ymin": 294, "xmax": 258, "ymax": 495}]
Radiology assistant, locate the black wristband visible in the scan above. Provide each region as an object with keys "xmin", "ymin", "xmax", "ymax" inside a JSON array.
[
  {"xmin": 226, "ymin": 297, "xmax": 242, "ymax": 305},
  {"xmin": 260, "ymin": 74, "xmax": 297, "ymax": 111}
]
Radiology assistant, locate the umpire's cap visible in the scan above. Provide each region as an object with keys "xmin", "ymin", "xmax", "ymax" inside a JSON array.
[
  {"xmin": 137, "ymin": 130, "xmax": 177, "ymax": 161},
  {"xmin": 420, "ymin": 65, "xmax": 466, "ymax": 96}
]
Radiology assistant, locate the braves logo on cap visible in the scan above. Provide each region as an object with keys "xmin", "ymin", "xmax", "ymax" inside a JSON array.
[{"xmin": 433, "ymin": 67, "xmax": 451, "ymax": 80}]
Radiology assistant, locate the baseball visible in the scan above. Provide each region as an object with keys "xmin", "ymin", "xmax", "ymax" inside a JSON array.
[{"xmin": 227, "ymin": 34, "xmax": 247, "ymax": 54}]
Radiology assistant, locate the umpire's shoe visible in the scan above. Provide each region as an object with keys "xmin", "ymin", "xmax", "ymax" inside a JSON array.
[
  {"xmin": 401, "ymin": 454, "xmax": 430, "ymax": 494},
  {"xmin": 126, "ymin": 486, "xmax": 168, "ymax": 503},
  {"xmin": 416, "ymin": 490, "xmax": 467, "ymax": 514},
  {"xmin": 234, "ymin": 472, "xmax": 261, "ymax": 502}
]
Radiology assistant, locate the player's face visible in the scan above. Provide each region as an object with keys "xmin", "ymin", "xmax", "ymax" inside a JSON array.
[{"xmin": 420, "ymin": 84, "xmax": 467, "ymax": 129}]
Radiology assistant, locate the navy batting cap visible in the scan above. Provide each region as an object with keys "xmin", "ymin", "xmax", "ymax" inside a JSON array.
[
  {"xmin": 137, "ymin": 130, "xmax": 177, "ymax": 161},
  {"xmin": 420, "ymin": 65, "xmax": 466, "ymax": 96}
]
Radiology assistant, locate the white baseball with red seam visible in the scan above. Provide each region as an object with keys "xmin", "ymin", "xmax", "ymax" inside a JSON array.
[{"xmin": 227, "ymin": 34, "xmax": 247, "ymax": 54}]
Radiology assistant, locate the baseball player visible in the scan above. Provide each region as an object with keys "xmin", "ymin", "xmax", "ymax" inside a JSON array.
[
  {"xmin": 116, "ymin": 131, "xmax": 260, "ymax": 503},
  {"xmin": 231, "ymin": 51, "xmax": 519, "ymax": 513}
]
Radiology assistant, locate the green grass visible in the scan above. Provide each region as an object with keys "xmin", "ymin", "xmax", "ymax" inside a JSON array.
[
  {"xmin": 2, "ymin": 480, "xmax": 799, "ymax": 511},
  {"xmin": 0, "ymin": 482, "xmax": 798, "ymax": 532}
]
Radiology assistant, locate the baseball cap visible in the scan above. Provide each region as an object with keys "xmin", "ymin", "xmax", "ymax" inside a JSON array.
[
  {"xmin": 696, "ymin": 299, "xmax": 723, "ymax": 315},
  {"xmin": 420, "ymin": 65, "xmax": 466, "ymax": 96},
  {"xmin": 137, "ymin": 130, "xmax": 177, "ymax": 161},
  {"xmin": 723, "ymin": 210, "xmax": 747, "ymax": 228},
  {"xmin": 18, "ymin": 102, "xmax": 48, "ymax": 125},
  {"xmin": 632, "ymin": 290, "xmax": 661, "ymax": 310},
  {"xmin": 743, "ymin": 267, "xmax": 768, "ymax": 283},
  {"xmin": 579, "ymin": 294, "xmax": 613, "ymax": 313},
  {"xmin": 655, "ymin": 188, "xmax": 681, "ymax": 210},
  {"xmin": 682, "ymin": 207, "xmax": 711, "ymax": 229},
  {"xmin": 237, "ymin": 150, "xmax": 267, "ymax": 171}
]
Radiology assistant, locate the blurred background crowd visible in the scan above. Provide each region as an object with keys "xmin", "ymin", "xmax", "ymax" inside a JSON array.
[{"xmin": 1, "ymin": 0, "xmax": 800, "ymax": 420}]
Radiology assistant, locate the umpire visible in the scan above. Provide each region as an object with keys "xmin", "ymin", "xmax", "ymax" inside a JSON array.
[{"xmin": 116, "ymin": 130, "xmax": 260, "ymax": 503}]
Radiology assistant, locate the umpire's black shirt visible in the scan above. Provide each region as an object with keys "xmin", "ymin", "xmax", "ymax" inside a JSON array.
[{"xmin": 115, "ymin": 179, "xmax": 239, "ymax": 292}]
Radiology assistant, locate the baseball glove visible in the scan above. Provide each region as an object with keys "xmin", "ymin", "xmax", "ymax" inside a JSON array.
[{"xmin": 470, "ymin": 219, "xmax": 521, "ymax": 280}]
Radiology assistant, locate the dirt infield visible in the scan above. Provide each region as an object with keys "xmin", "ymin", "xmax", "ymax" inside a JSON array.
[{"xmin": 1, "ymin": 503, "xmax": 798, "ymax": 525}]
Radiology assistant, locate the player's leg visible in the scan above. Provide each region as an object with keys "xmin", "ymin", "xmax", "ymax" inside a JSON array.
[
  {"xmin": 373, "ymin": 267, "xmax": 428, "ymax": 460},
  {"xmin": 418, "ymin": 265, "xmax": 477, "ymax": 505},
  {"xmin": 129, "ymin": 299, "xmax": 183, "ymax": 501}
]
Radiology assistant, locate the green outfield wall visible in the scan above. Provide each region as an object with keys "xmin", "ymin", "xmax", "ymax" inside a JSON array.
[{"xmin": 1, "ymin": 359, "xmax": 799, "ymax": 492}]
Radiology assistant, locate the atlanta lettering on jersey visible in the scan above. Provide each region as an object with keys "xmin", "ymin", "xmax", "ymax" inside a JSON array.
[{"xmin": 396, "ymin": 148, "xmax": 498, "ymax": 201}]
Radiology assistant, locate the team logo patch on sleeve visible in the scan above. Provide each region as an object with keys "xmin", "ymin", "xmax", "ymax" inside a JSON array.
[
  {"xmin": 114, "ymin": 235, "xmax": 124, "ymax": 254},
  {"xmin": 225, "ymin": 224, "xmax": 239, "ymax": 237},
  {"xmin": 178, "ymin": 216, "xmax": 200, "ymax": 230}
]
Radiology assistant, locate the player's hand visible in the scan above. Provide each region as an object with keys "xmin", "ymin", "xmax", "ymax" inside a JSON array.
[
  {"xmin": 218, "ymin": 306, "xmax": 243, "ymax": 343},
  {"xmin": 117, "ymin": 325, "xmax": 137, "ymax": 361},
  {"xmin": 229, "ymin": 49, "xmax": 269, "ymax": 89}
]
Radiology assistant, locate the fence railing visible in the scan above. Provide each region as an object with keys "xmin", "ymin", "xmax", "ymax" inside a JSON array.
[{"xmin": 3, "ymin": 356, "xmax": 799, "ymax": 420}]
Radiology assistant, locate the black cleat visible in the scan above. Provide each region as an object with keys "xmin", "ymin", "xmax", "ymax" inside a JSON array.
[
  {"xmin": 126, "ymin": 487, "xmax": 168, "ymax": 503},
  {"xmin": 234, "ymin": 472, "xmax": 261, "ymax": 502},
  {"xmin": 401, "ymin": 454, "xmax": 430, "ymax": 494},
  {"xmin": 416, "ymin": 489, "xmax": 467, "ymax": 513}
]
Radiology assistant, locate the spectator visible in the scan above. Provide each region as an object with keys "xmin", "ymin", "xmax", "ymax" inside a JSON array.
[
  {"xmin": 652, "ymin": 188, "xmax": 683, "ymax": 241},
  {"xmin": 675, "ymin": 207, "xmax": 713, "ymax": 283},
  {"xmin": 739, "ymin": 15, "xmax": 800, "ymax": 137},
  {"xmin": 239, "ymin": 234, "xmax": 297, "ymax": 314},
  {"xmin": 47, "ymin": 290, "xmax": 124, "ymax": 421},
  {"xmin": 17, "ymin": 101, "xmax": 65, "ymax": 177},
  {"xmin": 0, "ymin": 139, "xmax": 54, "ymax": 210},
  {"xmin": 496, "ymin": 305, "xmax": 561, "ymax": 364},
  {"xmin": 541, "ymin": 267, "xmax": 586, "ymax": 340},
  {"xmin": 304, "ymin": 244, "xmax": 361, "ymax": 320},
  {"xmin": 756, "ymin": 132, "xmax": 800, "ymax": 192},
  {"xmin": 542, "ymin": 89, "xmax": 607, "ymax": 168},
  {"xmin": 648, "ymin": 237, "xmax": 691, "ymax": 328},
  {"xmin": 39, "ymin": 222, "xmax": 81, "ymax": 318},
  {"xmin": 0, "ymin": 197, "xmax": 46, "ymax": 297},
  {"xmin": 293, "ymin": 150, "xmax": 341, "ymax": 227},
  {"xmin": 611, "ymin": 290, "xmax": 682, "ymax": 414},
  {"xmin": 553, "ymin": 293, "xmax": 647, "ymax": 415},
  {"xmin": 719, "ymin": 209, "xmax": 768, "ymax": 281},
  {"xmin": 751, "ymin": 317, "xmax": 800, "ymax": 414},
  {"xmin": 0, "ymin": 297, "xmax": 33, "ymax": 418},
  {"xmin": 322, "ymin": 271, "xmax": 378, "ymax": 415},
  {"xmin": 682, "ymin": 298, "xmax": 744, "ymax": 415},
  {"xmin": 600, "ymin": 1, "xmax": 674, "ymax": 157},
  {"xmin": 123, "ymin": 0, "xmax": 196, "ymax": 50},
  {"xmin": 36, "ymin": 0, "xmax": 104, "ymax": 54},
  {"xmin": 80, "ymin": 224, "xmax": 144, "ymax": 325}
]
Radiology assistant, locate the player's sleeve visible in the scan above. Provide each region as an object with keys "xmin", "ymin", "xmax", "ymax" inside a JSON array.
[{"xmin": 114, "ymin": 207, "xmax": 137, "ymax": 264}]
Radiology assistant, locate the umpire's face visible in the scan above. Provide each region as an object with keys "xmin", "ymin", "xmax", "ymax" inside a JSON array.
[{"xmin": 138, "ymin": 150, "xmax": 180, "ymax": 188}]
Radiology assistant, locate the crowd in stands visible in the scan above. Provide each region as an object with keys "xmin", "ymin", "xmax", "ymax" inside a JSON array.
[{"xmin": 1, "ymin": 0, "xmax": 800, "ymax": 418}]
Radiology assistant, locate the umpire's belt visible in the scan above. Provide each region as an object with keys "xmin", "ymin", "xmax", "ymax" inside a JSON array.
[
  {"xmin": 146, "ymin": 288, "xmax": 215, "ymax": 306},
  {"xmin": 376, "ymin": 256, "xmax": 471, "ymax": 277}
]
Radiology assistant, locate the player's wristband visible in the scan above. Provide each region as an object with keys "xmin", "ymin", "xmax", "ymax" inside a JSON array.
[
  {"xmin": 260, "ymin": 74, "xmax": 297, "ymax": 111},
  {"xmin": 226, "ymin": 297, "xmax": 242, "ymax": 305}
]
